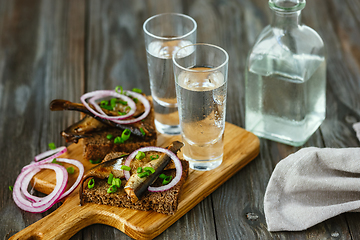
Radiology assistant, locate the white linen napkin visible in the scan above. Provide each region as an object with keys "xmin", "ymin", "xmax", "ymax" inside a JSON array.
[
  {"xmin": 264, "ymin": 122, "xmax": 360, "ymax": 232},
  {"xmin": 354, "ymin": 122, "xmax": 360, "ymax": 140}
]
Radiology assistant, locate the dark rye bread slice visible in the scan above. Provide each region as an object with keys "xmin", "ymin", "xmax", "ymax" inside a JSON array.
[
  {"xmin": 82, "ymin": 129, "xmax": 157, "ymax": 161},
  {"xmin": 82, "ymin": 97, "xmax": 157, "ymax": 160},
  {"xmin": 81, "ymin": 160, "xmax": 189, "ymax": 215}
]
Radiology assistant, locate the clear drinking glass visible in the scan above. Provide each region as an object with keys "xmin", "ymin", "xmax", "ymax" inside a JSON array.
[
  {"xmin": 173, "ymin": 43, "xmax": 228, "ymax": 171},
  {"xmin": 143, "ymin": 13, "xmax": 197, "ymax": 135}
]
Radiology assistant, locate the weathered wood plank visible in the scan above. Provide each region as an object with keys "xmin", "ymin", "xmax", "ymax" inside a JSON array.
[
  {"xmin": 0, "ymin": 0, "xmax": 85, "ymax": 239},
  {"xmin": 86, "ymin": 0, "xmax": 150, "ymax": 93},
  {"xmin": 1, "ymin": 0, "xmax": 360, "ymax": 239},
  {"xmin": 326, "ymin": 1, "xmax": 360, "ymax": 239}
]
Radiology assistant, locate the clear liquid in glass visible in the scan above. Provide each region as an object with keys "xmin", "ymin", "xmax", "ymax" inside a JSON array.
[
  {"xmin": 176, "ymin": 67, "xmax": 227, "ymax": 170},
  {"xmin": 245, "ymin": 54, "xmax": 326, "ymax": 146},
  {"xmin": 146, "ymin": 39, "xmax": 193, "ymax": 135}
]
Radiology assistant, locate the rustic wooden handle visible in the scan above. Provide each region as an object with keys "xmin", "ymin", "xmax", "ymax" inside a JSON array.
[{"xmin": 9, "ymin": 195, "xmax": 100, "ymax": 240}]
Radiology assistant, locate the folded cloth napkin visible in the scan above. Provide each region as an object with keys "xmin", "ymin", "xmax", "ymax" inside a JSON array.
[
  {"xmin": 354, "ymin": 122, "xmax": 360, "ymax": 140},
  {"xmin": 264, "ymin": 122, "xmax": 360, "ymax": 232}
]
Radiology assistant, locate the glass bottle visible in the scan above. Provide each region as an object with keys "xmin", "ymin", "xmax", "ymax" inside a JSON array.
[{"xmin": 245, "ymin": 0, "xmax": 326, "ymax": 146}]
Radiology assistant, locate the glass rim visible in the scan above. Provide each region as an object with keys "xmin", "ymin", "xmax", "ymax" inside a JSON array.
[
  {"xmin": 143, "ymin": 13, "xmax": 197, "ymax": 41},
  {"xmin": 172, "ymin": 43, "xmax": 229, "ymax": 73}
]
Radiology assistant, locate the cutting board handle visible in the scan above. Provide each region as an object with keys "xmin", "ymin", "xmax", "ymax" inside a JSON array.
[{"xmin": 9, "ymin": 195, "xmax": 100, "ymax": 240}]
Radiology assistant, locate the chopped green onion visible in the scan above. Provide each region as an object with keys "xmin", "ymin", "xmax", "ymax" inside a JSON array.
[
  {"xmin": 112, "ymin": 178, "xmax": 121, "ymax": 188},
  {"xmin": 132, "ymin": 88, "xmax": 142, "ymax": 93},
  {"xmin": 150, "ymin": 154, "xmax": 159, "ymax": 160},
  {"xmin": 159, "ymin": 173, "xmax": 167, "ymax": 179},
  {"xmin": 107, "ymin": 185, "xmax": 117, "ymax": 193},
  {"xmin": 137, "ymin": 167, "xmax": 142, "ymax": 173},
  {"xmin": 9, "ymin": 186, "xmax": 13, "ymax": 191},
  {"xmin": 159, "ymin": 174, "xmax": 172, "ymax": 184},
  {"xmin": 133, "ymin": 98, "xmax": 138, "ymax": 103},
  {"xmin": 108, "ymin": 173, "xmax": 114, "ymax": 184},
  {"xmin": 114, "ymin": 136, "xmax": 123, "ymax": 144},
  {"xmin": 135, "ymin": 151, "xmax": 145, "ymax": 160},
  {"xmin": 106, "ymin": 134, "xmax": 113, "ymax": 140},
  {"xmin": 99, "ymin": 99, "xmax": 113, "ymax": 110},
  {"xmin": 143, "ymin": 167, "xmax": 155, "ymax": 174},
  {"xmin": 51, "ymin": 158, "xmax": 63, "ymax": 165},
  {"xmin": 67, "ymin": 167, "xmax": 74, "ymax": 174},
  {"xmin": 125, "ymin": 106, "xmax": 131, "ymax": 111},
  {"xmin": 117, "ymin": 99, "xmax": 127, "ymax": 105},
  {"xmin": 121, "ymin": 165, "xmax": 131, "ymax": 171},
  {"xmin": 121, "ymin": 129, "xmax": 131, "ymax": 142},
  {"xmin": 88, "ymin": 179, "xmax": 95, "ymax": 189},
  {"xmin": 115, "ymin": 85, "xmax": 123, "ymax": 94},
  {"xmin": 100, "ymin": 100, "xmax": 108, "ymax": 107},
  {"xmin": 48, "ymin": 142, "xmax": 56, "ymax": 150},
  {"xmin": 139, "ymin": 128, "xmax": 146, "ymax": 136},
  {"xmin": 110, "ymin": 98, "xmax": 117, "ymax": 109},
  {"xmin": 89, "ymin": 159, "xmax": 101, "ymax": 164},
  {"xmin": 138, "ymin": 172, "xmax": 149, "ymax": 178},
  {"xmin": 118, "ymin": 111, "xmax": 127, "ymax": 115},
  {"xmin": 100, "ymin": 100, "xmax": 108, "ymax": 105},
  {"xmin": 101, "ymin": 104, "xmax": 113, "ymax": 111},
  {"xmin": 162, "ymin": 175, "xmax": 173, "ymax": 185}
]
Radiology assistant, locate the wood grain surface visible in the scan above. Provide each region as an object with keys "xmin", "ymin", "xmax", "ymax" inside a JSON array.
[
  {"xmin": 1, "ymin": 0, "xmax": 360, "ymax": 240},
  {"xmin": 8, "ymin": 123, "xmax": 259, "ymax": 240}
]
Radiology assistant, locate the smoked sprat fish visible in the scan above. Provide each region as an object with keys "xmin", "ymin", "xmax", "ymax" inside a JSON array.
[
  {"xmin": 124, "ymin": 141, "xmax": 184, "ymax": 203},
  {"xmin": 50, "ymin": 99, "xmax": 156, "ymax": 140}
]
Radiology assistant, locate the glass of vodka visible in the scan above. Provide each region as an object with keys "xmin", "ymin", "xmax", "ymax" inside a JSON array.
[
  {"xmin": 245, "ymin": 0, "xmax": 326, "ymax": 146},
  {"xmin": 173, "ymin": 43, "xmax": 228, "ymax": 171},
  {"xmin": 143, "ymin": 13, "xmax": 197, "ymax": 135}
]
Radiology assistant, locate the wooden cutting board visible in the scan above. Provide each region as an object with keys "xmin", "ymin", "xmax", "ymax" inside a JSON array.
[{"xmin": 10, "ymin": 122, "xmax": 259, "ymax": 240}]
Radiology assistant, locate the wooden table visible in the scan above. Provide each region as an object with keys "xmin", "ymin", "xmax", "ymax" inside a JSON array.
[{"xmin": 1, "ymin": 0, "xmax": 359, "ymax": 239}]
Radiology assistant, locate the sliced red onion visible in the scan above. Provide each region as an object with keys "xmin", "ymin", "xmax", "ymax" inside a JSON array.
[
  {"xmin": 88, "ymin": 91, "xmax": 136, "ymax": 120},
  {"xmin": 81, "ymin": 90, "xmax": 136, "ymax": 121},
  {"xmin": 34, "ymin": 146, "xmax": 67, "ymax": 162},
  {"xmin": 81, "ymin": 90, "xmax": 151, "ymax": 125},
  {"xmin": 124, "ymin": 146, "xmax": 182, "ymax": 192},
  {"xmin": 22, "ymin": 146, "xmax": 67, "ymax": 172},
  {"xmin": 21, "ymin": 168, "xmax": 43, "ymax": 202},
  {"xmin": 56, "ymin": 158, "xmax": 84, "ymax": 199},
  {"xmin": 13, "ymin": 164, "xmax": 68, "ymax": 213},
  {"xmin": 21, "ymin": 158, "xmax": 84, "ymax": 202}
]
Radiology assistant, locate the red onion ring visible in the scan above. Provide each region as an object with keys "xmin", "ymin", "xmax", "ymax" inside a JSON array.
[
  {"xmin": 21, "ymin": 158, "xmax": 84, "ymax": 202},
  {"xmin": 124, "ymin": 146, "xmax": 182, "ymax": 192},
  {"xmin": 34, "ymin": 146, "xmax": 67, "ymax": 162},
  {"xmin": 81, "ymin": 90, "xmax": 151, "ymax": 125},
  {"xmin": 21, "ymin": 168, "xmax": 43, "ymax": 202},
  {"xmin": 81, "ymin": 90, "xmax": 136, "ymax": 121},
  {"xmin": 56, "ymin": 158, "xmax": 84, "ymax": 199},
  {"xmin": 88, "ymin": 91, "xmax": 136, "ymax": 120},
  {"xmin": 12, "ymin": 164, "xmax": 68, "ymax": 213},
  {"xmin": 22, "ymin": 146, "xmax": 67, "ymax": 172}
]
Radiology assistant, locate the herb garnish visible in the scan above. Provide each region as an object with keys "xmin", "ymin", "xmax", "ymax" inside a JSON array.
[{"xmin": 88, "ymin": 179, "xmax": 95, "ymax": 189}]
